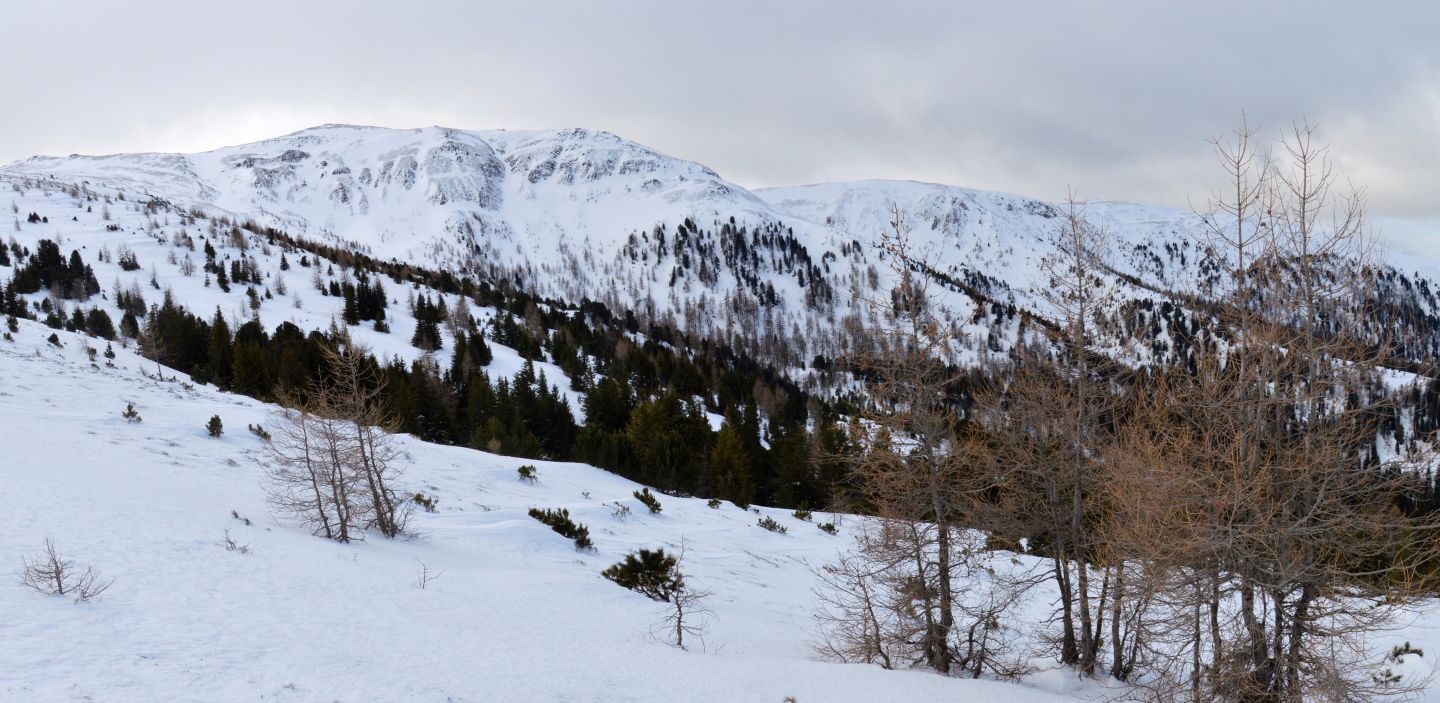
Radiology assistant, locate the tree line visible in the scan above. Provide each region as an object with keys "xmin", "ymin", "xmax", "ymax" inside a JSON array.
[{"xmin": 0, "ymin": 217, "xmax": 859, "ymax": 512}]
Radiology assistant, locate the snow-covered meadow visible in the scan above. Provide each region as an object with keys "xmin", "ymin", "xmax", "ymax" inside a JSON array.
[{"xmin": 0, "ymin": 309, "xmax": 1107, "ymax": 702}]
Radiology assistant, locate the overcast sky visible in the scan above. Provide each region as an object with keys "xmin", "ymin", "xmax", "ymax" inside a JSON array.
[{"xmin": 4, "ymin": 0, "xmax": 1439, "ymax": 256}]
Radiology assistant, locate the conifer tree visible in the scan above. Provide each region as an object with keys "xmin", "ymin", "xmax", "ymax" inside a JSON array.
[{"xmin": 708, "ymin": 419, "xmax": 755, "ymax": 508}]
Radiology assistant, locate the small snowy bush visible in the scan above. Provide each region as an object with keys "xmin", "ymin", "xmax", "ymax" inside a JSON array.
[{"xmin": 17, "ymin": 538, "xmax": 113, "ymax": 603}]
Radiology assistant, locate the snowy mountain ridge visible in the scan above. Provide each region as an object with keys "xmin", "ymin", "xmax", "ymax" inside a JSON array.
[
  {"xmin": 7, "ymin": 123, "xmax": 1440, "ymax": 380},
  {"xmin": 2, "ymin": 124, "xmax": 769, "ymax": 260}
]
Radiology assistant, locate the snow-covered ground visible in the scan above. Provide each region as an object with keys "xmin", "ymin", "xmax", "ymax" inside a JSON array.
[
  {"xmin": 2, "ymin": 280, "xmax": 1439, "ymax": 702},
  {"xmin": 0, "ymin": 310, "xmax": 1105, "ymax": 702}
]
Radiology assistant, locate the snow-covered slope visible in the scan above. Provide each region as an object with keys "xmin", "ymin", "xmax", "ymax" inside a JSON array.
[{"xmin": 0, "ymin": 313, "xmax": 1104, "ymax": 703}]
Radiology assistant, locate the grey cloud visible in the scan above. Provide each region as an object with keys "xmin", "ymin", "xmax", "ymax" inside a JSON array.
[{"xmin": 3, "ymin": 0, "xmax": 1439, "ymax": 252}]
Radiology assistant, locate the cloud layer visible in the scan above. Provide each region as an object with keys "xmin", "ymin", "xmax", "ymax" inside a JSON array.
[{"xmin": 4, "ymin": 0, "xmax": 1438, "ymax": 253}]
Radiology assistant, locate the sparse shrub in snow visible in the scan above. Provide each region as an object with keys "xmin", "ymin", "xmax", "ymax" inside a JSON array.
[
  {"xmin": 5, "ymin": 315, "xmax": 17, "ymax": 333},
  {"xmin": 517, "ymin": 465, "xmax": 537, "ymax": 483},
  {"xmin": 121, "ymin": 402, "xmax": 141, "ymax": 423},
  {"xmin": 609, "ymin": 501, "xmax": 632, "ymax": 521},
  {"xmin": 416, "ymin": 560, "xmax": 442, "ymax": 589},
  {"xmin": 757, "ymin": 516, "xmax": 787, "ymax": 534},
  {"xmin": 528, "ymin": 507, "xmax": 593, "ymax": 551},
  {"xmin": 602, "ymin": 548, "xmax": 683, "ymax": 602},
  {"xmin": 792, "ymin": 508, "xmax": 812, "ymax": 522},
  {"xmin": 17, "ymin": 538, "xmax": 114, "ymax": 603},
  {"xmin": 230, "ymin": 509, "xmax": 253, "ymax": 527},
  {"xmin": 247, "ymin": 423, "xmax": 271, "ymax": 441},
  {"xmin": 46, "ymin": 332, "xmax": 61, "ymax": 347},
  {"xmin": 707, "ymin": 498, "xmax": 722, "ymax": 509},
  {"xmin": 412, "ymin": 492, "xmax": 438, "ymax": 513},
  {"xmin": 655, "ymin": 547, "xmax": 712, "ymax": 651},
  {"xmin": 206, "ymin": 415, "xmax": 223, "ymax": 437},
  {"xmin": 817, "ymin": 522, "xmax": 839, "ymax": 535},
  {"xmin": 220, "ymin": 529, "xmax": 250, "ymax": 554},
  {"xmin": 633, "ymin": 488, "xmax": 662, "ymax": 514},
  {"xmin": 262, "ymin": 339, "xmax": 410, "ymax": 542}
]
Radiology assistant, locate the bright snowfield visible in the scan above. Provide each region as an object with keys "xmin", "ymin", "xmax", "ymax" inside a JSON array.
[
  {"xmin": 0, "ymin": 317, "xmax": 1109, "ymax": 703},
  {"xmin": 4, "ymin": 310, "xmax": 1440, "ymax": 702}
]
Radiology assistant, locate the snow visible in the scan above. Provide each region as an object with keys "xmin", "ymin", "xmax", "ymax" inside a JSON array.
[
  {"xmin": 4, "ymin": 314, "xmax": 1438, "ymax": 701},
  {"xmin": 7, "ymin": 125, "xmax": 1440, "ymax": 700},
  {"xmin": 0, "ymin": 314, "xmax": 1089, "ymax": 703}
]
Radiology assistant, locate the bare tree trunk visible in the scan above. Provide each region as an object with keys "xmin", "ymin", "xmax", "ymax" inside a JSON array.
[
  {"xmin": 1109, "ymin": 561, "xmax": 1125, "ymax": 681},
  {"xmin": 1055, "ymin": 549, "xmax": 1078, "ymax": 666}
]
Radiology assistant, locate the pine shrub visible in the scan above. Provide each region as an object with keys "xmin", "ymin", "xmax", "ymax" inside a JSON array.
[
  {"xmin": 633, "ymin": 487, "xmax": 662, "ymax": 514},
  {"xmin": 121, "ymin": 402, "xmax": 141, "ymax": 423},
  {"xmin": 817, "ymin": 522, "xmax": 839, "ymax": 535},
  {"xmin": 528, "ymin": 507, "xmax": 593, "ymax": 551},
  {"xmin": 206, "ymin": 415, "xmax": 223, "ymax": 437},
  {"xmin": 602, "ymin": 548, "xmax": 684, "ymax": 602},
  {"xmin": 517, "ymin": 465, "xmax": 538, "ymax": 483},
  {"xmin": 707, "ymin": 498, "xmax": 722, "ymax": 509},
  {"xmin": 757, "ymin": 515, "xmax": 787, "ymax": 534}
]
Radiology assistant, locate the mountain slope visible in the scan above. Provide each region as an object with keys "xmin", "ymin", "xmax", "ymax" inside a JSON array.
[
  {"xmin": 9, "ymin": 123, "xmax": 1440, "ymax": 409},
  {"xmin": 0, "ymin": 125, "xmax": 1207, "ymax": 367},
  {"xmin": 0, "ymin": 312, "xmax": 1095, "ymax": 703}
]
